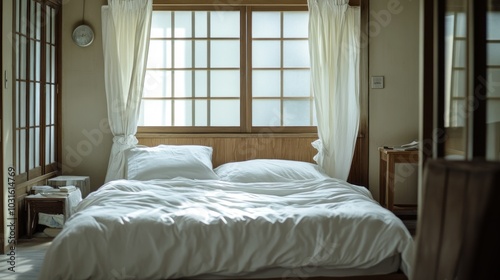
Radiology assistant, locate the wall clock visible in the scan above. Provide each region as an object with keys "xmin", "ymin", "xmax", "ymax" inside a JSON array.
[{"xmin": 72, "ymin": 24, "xmax": 94, "ymax": 47}]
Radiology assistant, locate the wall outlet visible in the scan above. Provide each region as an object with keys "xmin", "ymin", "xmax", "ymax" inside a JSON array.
[{"xmin": 371, "ymin": 76, "xmax": 384, "ymax": 89}]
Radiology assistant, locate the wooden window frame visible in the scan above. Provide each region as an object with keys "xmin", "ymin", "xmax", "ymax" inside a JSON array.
[
  {"xmin": 13, "ymin": 0, "xmax": 62, "ymax": 186},
  {"xmin": 139, "ymin": 3, "xmax": 318, "ymax": 134}
]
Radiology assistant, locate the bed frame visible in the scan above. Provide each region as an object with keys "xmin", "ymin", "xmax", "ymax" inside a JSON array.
[{"xmin": 137, "ymin": 133, "xmax": 407, "ymax": 280}]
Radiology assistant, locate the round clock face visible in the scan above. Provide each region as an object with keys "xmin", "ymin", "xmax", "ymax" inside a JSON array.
[{"xmin": 72, "ymin": 24, "xmax": 94, "ymax": 47}]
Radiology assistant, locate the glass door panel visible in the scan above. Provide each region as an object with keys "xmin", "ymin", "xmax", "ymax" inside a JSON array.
[{"xmin": 487, "ymin": 0, "xmax": 500, "ymax": 160}]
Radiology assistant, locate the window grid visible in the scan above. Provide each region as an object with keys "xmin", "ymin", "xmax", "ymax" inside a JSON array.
[
  {"xmin": 139, "ymin": 6, "xmax": 315, "ymax": 133},
  {"xmin": 250, "ymin": 12, "xmax": 312, "ymax": 127},
  {"xmin": 14, "ymin": 0, "xmax": 60, "ymax": 183},
  {"xmin": 142, "ymin": 9, "xmax": 243, "ymax": 129}
]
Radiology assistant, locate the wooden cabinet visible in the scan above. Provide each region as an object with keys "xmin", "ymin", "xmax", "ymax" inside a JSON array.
[{"xmin": 378, "ymin": 147, "xmax": 419, "ymax": 211}]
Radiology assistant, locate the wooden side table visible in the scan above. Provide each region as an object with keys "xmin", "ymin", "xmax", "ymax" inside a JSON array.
[
  {"xmin": 25, "ymin": 197, "xmax": 66, "ymax": 238},
  {"xmin": 379, "ymin": 147, "xmax": 419, "ymax": 211}
]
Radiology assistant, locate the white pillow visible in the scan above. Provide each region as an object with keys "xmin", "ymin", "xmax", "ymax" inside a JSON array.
[
  {"xmin": 125, "ymin": 145, "xmax": 220, "ymax": 181},
  {"xmin": 214, "ymin": 159, "xmax": 330, "ymax": 183}
]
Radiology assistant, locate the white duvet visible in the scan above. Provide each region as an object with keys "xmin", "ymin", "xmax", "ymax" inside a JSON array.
[{"xmin": 39, "ymin": 178, "xmax": 414, "ymax": 280}]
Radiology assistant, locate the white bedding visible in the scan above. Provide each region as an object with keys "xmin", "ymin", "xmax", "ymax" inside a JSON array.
[{"xmin": 39, "ymin": 178, "xmax": 414, "ymax": 280}]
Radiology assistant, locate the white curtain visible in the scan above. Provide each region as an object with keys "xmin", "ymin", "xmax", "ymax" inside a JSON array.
[
  {"xmin": 308, "ymin": 0, "xmax": 360, "ymax": 180},
  {"xmin": 102, "ymin": 0, "xmax": 152, "ymax": 182}
]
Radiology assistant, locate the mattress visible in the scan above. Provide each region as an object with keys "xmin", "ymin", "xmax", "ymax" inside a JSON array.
[{"xmin": 39, "ymin": 178, "xmax": 414, "ymax": 280}]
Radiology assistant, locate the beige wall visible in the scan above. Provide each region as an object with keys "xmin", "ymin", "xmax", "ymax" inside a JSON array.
[
  {"xmin": 61, "ymin": 1, "xmax": 421, "ymax": 198},
  {"xmin": 3, "ymin": 0, "xmax": 15, "ymax": 253},
  {"xmin": 62, "ymin": 0, "xmax": 110, "ymax": 191},
  {"xmin": 368, "ymin": 0, "xmax": 420, "ymax": 202}
]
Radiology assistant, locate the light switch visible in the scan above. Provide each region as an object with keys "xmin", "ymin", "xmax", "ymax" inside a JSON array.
[{"xmin": 371, "ymin": 76, "xmax": 384, "ymax": 89}]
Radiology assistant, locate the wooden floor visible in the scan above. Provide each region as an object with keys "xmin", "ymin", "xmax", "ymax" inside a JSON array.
[{"xmin": 0, "ymin": 236, "xmax": 53, "ymax": 280}]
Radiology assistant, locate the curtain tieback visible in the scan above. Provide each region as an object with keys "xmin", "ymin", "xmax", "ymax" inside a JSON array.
[{"xmin": 113, "ymin": 135, "xmax": 138, "ymax": 146}]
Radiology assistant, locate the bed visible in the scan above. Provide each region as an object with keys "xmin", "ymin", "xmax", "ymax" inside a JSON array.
[{"xmin": 39, "ymin": 145, "xmax": 414, "ymax": 280}]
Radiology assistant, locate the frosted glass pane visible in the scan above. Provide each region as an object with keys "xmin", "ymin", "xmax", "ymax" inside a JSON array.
[
  {"xmin": 148, "ymin": 40, "xmax": 171, "ymax": 68},
  {"xmin": 28, "ymin": 128, "xmax": 40, "ymax": 169},
  {"xmin": 20, "ymin": 36, "xmax": 27, "ymax": 79},
  {"xmin": 452, "ymin": 69, "xmax": 466, "ymax": 97},
  {"xmin": 30, "ymin": 41, "xmax": 35, "ymax": 80},
  {"xmin": 252, "ymin": 100, "xmax": 280, "ymax": 126},
  {"xmin": 174, "ymin": 11, "xmax": 192, "ymax": 38},
  {"xmin": 45, "ymin": 5, "xmax": 50, "ymax": 43},
  {"xmin": 35, "ymin": 127, "xmax": 40, "ymax": 166},
  {"xmin": 45, "ymin": 127, "xmax": 51, "ymax": 164},
  {"xmin": 20, "ymin": 0, "xmax": 27, "ymax": 35},
  {"xmin": 15, "ymin": 82, "xmax": 20, "ymax": 126},
  {"xmin": 195, "ymin": 40, "xmax": 208, "ymax": 68},
  {"xmin": 174, "ymin": 40, "xmax": 192, "ymax": 68},
  {"xmin": 455, "ymin": 12, "xmax": 466, "ymax": 37},
  {"xmin": 454, "ymin": 39, "xmax": 466, "ymax": 68},
  {"xmin": 174, "ymin": 100, "xmax": 193, "ymax": 126},
  {"xmin": 45, "ymin": 84, "xmax": 51, "ymax": 125},
  {"xmin": 19, "ymin": 82, "xmax": 27, "ymax": 127},
  {"xmin": 211, "ymin": 40, "xmax": 239, "ymax": 68},
  {"xmin": 487, "ymin": 100, "xmax": 500, "ymax": 123},
  {"xmin": 487, "ymin": 43, "xmax": 500, "ymax": 66},
  {"xmin": 283, "ymin": 12, "xmax": 308, "ymax": 38},
  {"xmin": 46, "ymin": 46, "xmax": 51, "ymax": 82},
  {"xmin": 253, "ymin": 70, "xmax": 280, "ymax": 97},
  {"xmin": 488, "ymin": 12, "xmax": 500, "ymax": 40},
  {"xmin": 284, "ymin": 100, "xmax": 310, "ymax": 126},
  {"xmin": 51, "ymin": 6, "xmax": 55, "ymax": 44},
  {"xmin": 195, "ymin": 100, "xmax": 208, "ymax": 126},
  {"xmin": 34, "ymin": 83, "xmax": 40, "ymax": 126},
  {"xmin": 450, "ymin": 100, "xmax": 466, "ymax": 127},
  {"xmin": 195, "ymin": 71, "xmax": 208, "ymax": 97},
  {"xmin": 489, "ymin": 69, "xmax": 500, "ymax": 98},
  {"xmin": 45, "ymin": 3, "xmax": 50, "ymax": 43},
  {"xmin": 252, "ymin": 12, "xmax": 280, "ymax": 38},
  {"xmin": 143, "ymin": 71, "xmax": 172, "ymax": 98},
  {"xmin": 151, "ymin": 11, "xmax": 172, "ymax": 38},
  {"xmin": 253, "ymin": 41, "xmax": 280, "ymax": 68},
  {"xmin": 174, "ymin": 70, "xmax": 193, "ymax": 97},
  {"xmin": 211, "ymin": 100, "xmax": 239, "ymax": 126},
  {"xmin": 283, "ymin": 41, "xmax": 309, "ymax": 67},
  {"xmin": 284, "ymin": 70, "xmax": 310, "ymax": 97},
  {"xmin": 312, "ymin": 103, "xmax": 317, "ymax": 126},
  {"xmin": 30, "ymin": 0, "xmax": 35, "ymax": 37},
  {"xmin": 15, "ymin": 0, "xmax": 19, "ymax": 32},
  {"xmin": 29, "ymin": 128, "xmax": 35, "ymax": 169},
  {"xmin": 30, "ymin": 84, "xmax": 35, "ymax": 126},
  {"xmin": 20, "ymin": 130, "xmax": 26, "ymax": 173},
  {"xmin": 139, "ymin": 100, "xmax": 172, "ymax": 126},
  {"xmin": 211, "ymin": 70, "xmax": 240, "ymax": 97},
  {"xmin": 211, "ymin": 11, "xmax": 240, "ymax": 38},
  {"xmin": 51, "ymin": 46, "xmax": 56, "ymax": 83},
  {"xmin": 195, "ymin": 12, "xmax": 207, "ymax": 38},
  {"xmin": 36, "ymin": 3, "xmax": 41, "ymax": 40},
  {"xmin": 51, "ymin": 86, "xmax": 56, "ymax": 124},
  {"xmin": 35, "ymin": 42, "xmax": 41, "ymax": 81}
]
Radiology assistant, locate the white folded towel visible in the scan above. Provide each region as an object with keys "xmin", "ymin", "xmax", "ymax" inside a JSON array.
[{"xmin": 59, "ymin": 185, "xmax": 77, "ymax": 192}]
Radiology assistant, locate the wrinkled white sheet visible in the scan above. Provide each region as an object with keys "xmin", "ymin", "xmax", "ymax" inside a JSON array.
[{"xmin": 39, "ymin": 178, "xmax": 414, "ymax": 280}]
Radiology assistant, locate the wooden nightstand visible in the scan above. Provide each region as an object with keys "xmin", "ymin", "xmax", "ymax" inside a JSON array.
[
  {"xmin": 379, "ymin": 147, "xmax": 419, "ymax": 211},
  {"xmin": 25, "ymin": 197, "xmax": 66, "ymax": 238},
  {"xmin": 25, "ymin": 188, "xmax": 83, "ymax": 238}
]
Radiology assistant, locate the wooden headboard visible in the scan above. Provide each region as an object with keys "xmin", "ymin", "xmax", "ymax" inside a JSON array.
[
  {"xmin": 137, "ymin": 133, "xmax": 317, "ymax": 168},
  {"xmin": 137, "ymin": 133, "xmax": 367, "ymax": 187}
]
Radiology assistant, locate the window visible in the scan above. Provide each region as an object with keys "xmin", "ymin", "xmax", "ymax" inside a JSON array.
[
  {"xmin": 139, "ymin": 6, "xmax": 314, "ymax": 133},
  {"xmin": 14, "ymin": 0, "xmax": 60, "ymax": 184}
]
